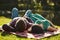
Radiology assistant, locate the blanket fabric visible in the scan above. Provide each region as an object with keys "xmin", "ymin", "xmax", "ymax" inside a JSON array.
[
  {"xmin": 10, "ymin": 29, "xmax": 60, "ymax": 39},
  {"xmin": 0, "ymin": 26, "xmax": 60, "ymax": 39}
]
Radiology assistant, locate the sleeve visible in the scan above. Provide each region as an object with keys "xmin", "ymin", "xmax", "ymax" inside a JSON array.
[
  {"xmin": 26, "ymin": 17, "xmax": 34, "ymax": 23},
  {"xmin": 9, "ymin": 17, "xmax": 19, "ymax": 27}
]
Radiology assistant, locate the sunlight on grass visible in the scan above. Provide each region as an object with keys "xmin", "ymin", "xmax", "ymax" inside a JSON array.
[{"xmin": 0, "ymin": 16, "xmax": 11, "ymax": 26}]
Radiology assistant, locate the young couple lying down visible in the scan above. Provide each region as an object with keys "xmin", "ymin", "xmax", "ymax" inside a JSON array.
[{"xmin": 2, "ymin": 10, "xmax": 58, "ymax": 34}]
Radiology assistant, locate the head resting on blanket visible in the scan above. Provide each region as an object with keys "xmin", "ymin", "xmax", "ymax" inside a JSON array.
[
  {"xmin": 30, "ymin": 25, "xmax": 44, "ymax": 34},
  {"xmin": 15, "ymin": 17, "xmax": 27, "ymax": 32}
]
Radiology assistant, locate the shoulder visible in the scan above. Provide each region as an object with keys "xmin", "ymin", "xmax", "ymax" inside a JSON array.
[{"xmin": 13, "ymin": 17, "xmax": 21, "ymax": 20}]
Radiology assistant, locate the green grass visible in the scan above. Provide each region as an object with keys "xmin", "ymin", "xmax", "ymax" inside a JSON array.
[
  {"xmin": 0, "ymin": 16, "xmax": 11, "ymax": 26},
  {"xmin": 0, "ymin": 16, "xmax": 60, "ymax": 40}
]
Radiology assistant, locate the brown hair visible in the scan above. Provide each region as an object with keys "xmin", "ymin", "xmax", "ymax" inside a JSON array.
[
  {"xmin": 15, "ymin": 18, "xmax": 27, "ymax": 32},
  {"xmin": 30, "ymin": 25, "xmax": 44, "ymax": 34}
]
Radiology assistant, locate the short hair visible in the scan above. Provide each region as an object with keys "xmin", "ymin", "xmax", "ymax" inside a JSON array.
[
  {"xmin": 30, "ymin": 25, "xmax": 44, "ymax": 34},
  {"xmin": 15, "ymin": 18, "xmax": 27, "ymax": 32}
]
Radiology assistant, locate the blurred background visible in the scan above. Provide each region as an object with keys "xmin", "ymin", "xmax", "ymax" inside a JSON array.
[{"xmin": 0, "ymin": 0, "xmax": 60, "ymax": 25}]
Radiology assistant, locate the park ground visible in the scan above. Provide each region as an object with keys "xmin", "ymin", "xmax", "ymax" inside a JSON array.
[{"xmin": 0, "ymin": 16, "xmax": 60, "ymax": 40}]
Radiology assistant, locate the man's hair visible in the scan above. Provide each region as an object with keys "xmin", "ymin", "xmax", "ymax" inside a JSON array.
[
  {"xmin": 30, "ymin": 25, "xmax": 44, "ymax": 34},
  {"xmin": 15, "ymin": 18, "xmax": 27, "ymax": 32}
]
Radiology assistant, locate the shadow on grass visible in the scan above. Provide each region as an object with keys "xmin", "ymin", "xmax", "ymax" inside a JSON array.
[
  {"xmin": 1, "ymin": 31, "xmax": 26, "ymax": 38},
  {"xmin": 0, "ymin": 31, "xmax": 34, "ymax": 40},
  {"xmin": 1, "ymin": 31, "xmax": 11, "ymax": 36}
]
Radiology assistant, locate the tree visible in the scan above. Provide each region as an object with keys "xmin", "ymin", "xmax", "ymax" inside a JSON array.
[{"xmin": 0, "ymin": 0, "xmax": 18, "ymax": 10}]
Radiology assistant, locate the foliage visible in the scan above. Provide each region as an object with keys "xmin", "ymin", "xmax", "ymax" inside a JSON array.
[{"xmin": 0, "ymin": 0, "xmax": 60, "ymax": 25}]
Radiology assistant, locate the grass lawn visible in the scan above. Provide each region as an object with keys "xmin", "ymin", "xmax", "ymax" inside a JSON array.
[{"xmin": 0, "ymin": 16, "xmax": 60, "ymax": 40}]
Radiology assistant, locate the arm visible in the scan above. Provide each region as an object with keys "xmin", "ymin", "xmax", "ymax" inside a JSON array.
[
  {"xmin": 47, "ymin": 20, "xmax": 55, "ymax": 27},
  {"xmin": 23, "ymin": 16, "xmax": 34, "ymax": 23}
]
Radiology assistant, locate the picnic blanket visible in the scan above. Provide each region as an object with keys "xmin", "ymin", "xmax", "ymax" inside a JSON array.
[
  {"xmin": 10, "ymin": 29, "xmax": 60, "ymax": 39},
  {"xmin": 0, "ymin": 26, "xmax": 60, "ymax": 39}
]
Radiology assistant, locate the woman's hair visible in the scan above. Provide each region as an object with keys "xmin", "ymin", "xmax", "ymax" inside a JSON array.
[
  {"xmin": 15, "ymin": 18, "xmax": 27, "ymax": 32},
  {"xmin": 30, "ymin": 25, "xmax": 44, "ymax": 34}
]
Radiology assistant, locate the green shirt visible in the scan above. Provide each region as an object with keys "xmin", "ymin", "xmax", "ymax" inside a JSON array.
[{"xmin": 28, "ymin": 13, "xmax": 50, "ymax": 31}]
